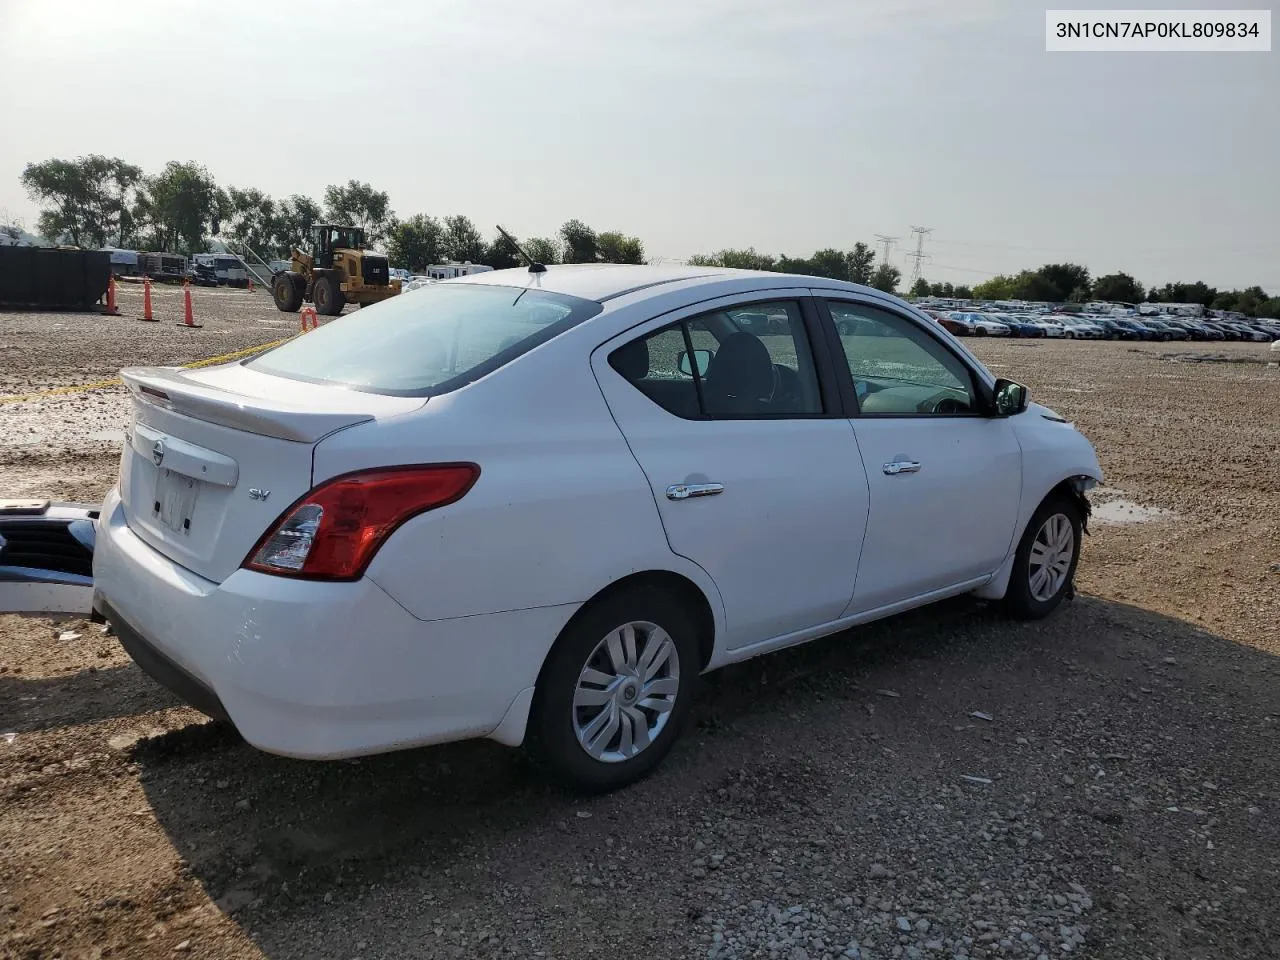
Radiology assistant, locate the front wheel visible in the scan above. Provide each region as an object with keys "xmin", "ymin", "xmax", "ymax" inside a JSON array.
[
  {"xmin": 526, "ymin": 585, "xmax": 700, "ymax": 793},
  {"xmin": 272, "ymin": 272, "xmax": 303, "ymax": 312},
  {"xmin": 1003, "ymin": 495, "xmax": 1083, "ymax": 620}
]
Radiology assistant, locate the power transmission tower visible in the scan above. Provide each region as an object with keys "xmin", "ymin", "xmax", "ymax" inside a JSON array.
[
  {"xmin": 873, "ymin": 234, "xmax": 899, "ymax": 267},
  {"xmin": 905, "ymin": 226, "xmax": 933, "ymax": 286}
]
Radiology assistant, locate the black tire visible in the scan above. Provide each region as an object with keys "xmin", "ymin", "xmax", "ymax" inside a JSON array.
[
  {"xmin": 272, "ymin": 272, "xmax": 303, "ymax": 312},
  {"xmin": 526, "ymin": 584, "xmax": 701, "ymax": 793},
  {"xmin": 1003, "ymin": 494, "xmax": 1083, "ymax": 620},
  {"xmin": 975, "ymin": 327, "xmax": 987, "ymax": 337},
  {"xmin": 313, "ymin": 274, "xmax": 346, "ymax": 316}
]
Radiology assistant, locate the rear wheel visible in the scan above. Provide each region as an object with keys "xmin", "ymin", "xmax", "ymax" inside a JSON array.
[
  {"xmin": 1003, "ymin": 495, "xmax": 1082, "ymax": 620},
  {"xmin": 975, "ymin": 327, "xmax": 987, "ymax": 337},
  {"xmin": 313, "ymin": 274, "xmax": 345, "ymax": 316},
  {"xmin": 526, "ymin": 585, "xmax": 700, "ymax": 793},
  {"xmin": 272, "ymin": 272, "xmax": 303, "ymax": 312}
]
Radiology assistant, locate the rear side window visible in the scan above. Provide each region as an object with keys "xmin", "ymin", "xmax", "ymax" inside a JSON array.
[
  {"xmin": 608, "ymin": 300, "xmax": 824, "ymax": 419},
  {"xmin": 246, "ymin": 283, "xmax": 601, "ymax": 396}
]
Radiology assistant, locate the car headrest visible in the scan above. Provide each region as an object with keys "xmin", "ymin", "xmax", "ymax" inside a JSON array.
[{"xmin": 611, "ymin": 338, "xmax": 649, "ymax": 381}]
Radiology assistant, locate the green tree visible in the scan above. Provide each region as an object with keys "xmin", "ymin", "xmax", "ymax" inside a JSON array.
[
  {"xmin": 869, "ymin": 263, "xmax": 901, "ymax": 294},
  {"xmin": 928, "ymin": 281, "xmax": 955, "ymax": 297},
  {"xmin": 323, "ymin": 180, "xmax": 394, "ymax": 244},
  {"xmin": 1009, "ymin": 270, "xmax": 1062, "ymax": 301},
  {"xmin": 133, "ymin": 161, "xmax": 221, "ymax": 253},
  {"xmin": 808, "ymin": 248, "xmax": 849, "ymax": 280},
  {"xmin": 523, "ymin": 236, "xmax": 561, "ymax": 265},
  {"xmin": 844, "ymin": 243, "xmax": 876, "ymax": 284},
  {"xmin": 596, "ymin": 230, "xmax": 645, "ymax": 264},
  {"xmin": 775, "ymin": 255, "xmax": 814, "ymax": 274},
  {"xmin": 1035, "ymin": 263, "xmax": 1092, "ymax": 302},
  {"xmin": 954, "ymin": 285, "xmax": 973, "ymax": 299},
  {"xmin": 1232, "ymin": 285, "xmax": 1270, "ymax": 317},
  {"xmin": 441, "ymin": 214, "xmax": 486, "ymax": 263},
  {"xmin": 1150, "ymin": 281, "xmax": 1217, "ymax": 308},
  {"xmin": 559, "ymin": 219, "xmax": 599, "ymax": 263},
  {"xmin": 1091, "ymin": 272, "xmax": 1144, "ymax": 303},
  {"xmin": 275, "ymin": 194, "xmax": 321, "ymax": 256},
  {"xmin": 1256, "ymin": 297, "xmax": 1280, "ymax": 319},
  {"xmin": 21, "ymin": 155, "xmax": 142, "ymax": 247},
  {"xmin": 385, "ymin": 214, "xmax": 444, "ymax": 271},
  {"xmin": 688, "ymin": 248, "xmax": 778, "ymax": 271},
  {"xmin": 483, "ymin": 232, "xmax": 522, "ymax": 270},
  {"xmin": 909, "ymin": 277, "xmax": 931, "ymax": 298},
  {"xmin": 972, "ymin": 274, "xmax": 1016, "ymax": 300},
  {"xmin": 224, "ymin": 187, "xmax": 277, "ymax": 255}
]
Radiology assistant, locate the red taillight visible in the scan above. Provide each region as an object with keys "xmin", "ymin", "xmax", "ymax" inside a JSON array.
[{"xmin": 244, "ymin": 464, "xmax": 479, "ymax": 581}]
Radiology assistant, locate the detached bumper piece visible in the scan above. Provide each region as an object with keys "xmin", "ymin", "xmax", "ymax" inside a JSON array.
[{"xmin": 0, "ymin": 500, "xmax": 98, "ymax": 614}]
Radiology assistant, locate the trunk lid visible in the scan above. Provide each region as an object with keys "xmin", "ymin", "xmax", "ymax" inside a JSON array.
[{"xmin": 119, "ymin": 363, "xmax": 426, "ymax": 583}]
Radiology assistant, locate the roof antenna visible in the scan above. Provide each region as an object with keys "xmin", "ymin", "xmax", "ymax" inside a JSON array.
[{"xmin": 495, "ymin": 224, "xmax": 546, "ymax": 273}]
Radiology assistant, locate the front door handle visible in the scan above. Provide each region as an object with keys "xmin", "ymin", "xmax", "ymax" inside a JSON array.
[
  {"xmin": 666, "ymin": 482, "xmax": 724, "ymax": 501},
  {"xmin": 882, "ymin": 460, "xmax": 921, "ymax": 476}
]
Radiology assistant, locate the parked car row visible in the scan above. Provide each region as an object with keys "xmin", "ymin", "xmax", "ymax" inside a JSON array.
[{"xmin": 922, "ymin": 308, "xmax": 1280, "ymax": 343}]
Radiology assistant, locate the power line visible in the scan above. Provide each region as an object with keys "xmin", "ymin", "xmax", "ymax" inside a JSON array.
[{"xmin": 905, "ymin": 226, "xmax": 933, "ymax": 286}]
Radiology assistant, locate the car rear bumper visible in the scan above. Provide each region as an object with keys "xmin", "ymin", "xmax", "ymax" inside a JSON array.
[{"xmin": 93, "ymin": 488, "xmax": 572, "ymax": 759}]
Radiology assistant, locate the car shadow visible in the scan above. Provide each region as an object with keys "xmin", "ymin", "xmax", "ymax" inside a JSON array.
[
  {"xmin": 1, "ymin": 661, "xmax": 180, "ymax": 734},
  {"xmin": 129, "ymin": 593, "xmax": 1280, "ymax": 958}
]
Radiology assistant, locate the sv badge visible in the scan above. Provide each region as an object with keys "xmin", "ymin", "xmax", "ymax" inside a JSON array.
[{"xmin": 248, "ymin": 488, "xmax": 271, "ymax": 502}]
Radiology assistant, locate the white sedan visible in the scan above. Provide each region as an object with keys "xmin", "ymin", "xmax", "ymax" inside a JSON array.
[
  {"xmin": 947, "ymin": 312, "xmax": 1012, "ymax": 337},
  {"xmin": 93, "ymin": 265, "xmax": 1102, "ymax": 791},
  {"xmin": 1029, "ymin": 317, "xmax": 1067, "ymax": 338}
]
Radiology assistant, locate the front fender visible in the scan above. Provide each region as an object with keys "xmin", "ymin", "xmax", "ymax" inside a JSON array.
[{"xmin": 971, "ymin": 406, "xmax": 1102, "ymax": 601}]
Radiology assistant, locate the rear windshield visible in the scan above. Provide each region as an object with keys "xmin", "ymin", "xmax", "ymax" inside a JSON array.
[{"xmin": 245, "ymin": 282, "xmax": 602, "ymax": 396}]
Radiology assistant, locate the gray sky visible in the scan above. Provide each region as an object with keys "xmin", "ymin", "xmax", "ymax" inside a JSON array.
[{"xmin": 1, "ymin": 0, "xmax": 1276, "ymax": 290}]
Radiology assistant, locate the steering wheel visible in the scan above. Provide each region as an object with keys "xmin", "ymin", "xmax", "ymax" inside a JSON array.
[
  {"xmin": 931, "ymin": 396, "xmax": 968, "ymax": 415},
  {"xmin": 769, "ymin": 364, "xmax": 803, "ymax": 407}
]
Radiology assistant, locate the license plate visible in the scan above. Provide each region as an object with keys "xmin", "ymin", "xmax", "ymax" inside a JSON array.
[{"xmin": 154, "ymin": 469, "xmax": 200, "ymax": 535}]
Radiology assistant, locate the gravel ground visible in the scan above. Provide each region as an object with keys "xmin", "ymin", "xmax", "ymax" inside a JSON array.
[{"xmin": 2, "ymin": 291, "xmax": 1278, "ymax": 960}]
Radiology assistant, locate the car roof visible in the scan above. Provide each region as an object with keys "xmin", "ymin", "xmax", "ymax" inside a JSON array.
[{"xmin": 447, "ymin": 263, "xmax": 874, "ymax": 305}]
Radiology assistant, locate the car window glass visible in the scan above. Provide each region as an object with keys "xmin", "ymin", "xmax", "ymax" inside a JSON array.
[
  {"xmin": 608, "ymin": 300, "xmax": 823, "ymax": 418},
  {"xmin": 247, "ymin": 283, "xmax": 601, "ymax": 396},
  {"xmin": 827, "ymin": 301, "xmax": 978, "ymax": 416}
]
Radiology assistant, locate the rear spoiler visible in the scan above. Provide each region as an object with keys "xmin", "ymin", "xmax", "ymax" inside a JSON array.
[
  {"xmin": 0, "ymin": 500, "xmax": 98, "ymax": 614},
  {"xmin": 122, "ymin": 367, "xmax": 377, "ymax": 443}
]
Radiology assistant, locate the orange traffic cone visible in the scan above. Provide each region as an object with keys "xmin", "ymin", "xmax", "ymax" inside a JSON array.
[
  {"xmin": 299, "ymin": 305, "xmax": 319, "ymax": 333},
  {"xmin": 101, "ymin": 275, "xmax": 121, "ymax": 315},
  {"xmin": 139, "ymin": 277, "xmax": 156, "ymax": 321},
  {"xmin": 176, "ymin": 279, "xmax": 202, "ymax": 329}
]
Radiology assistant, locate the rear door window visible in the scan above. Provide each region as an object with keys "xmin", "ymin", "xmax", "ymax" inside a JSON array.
[{"xmin": 246, "ymin": 283, "xmax": 602, "ymax": 396}]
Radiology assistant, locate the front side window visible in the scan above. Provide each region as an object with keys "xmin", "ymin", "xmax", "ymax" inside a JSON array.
[
  {"xmin": 609, "ymin": 299, "xmax": 823, "ymax": 418},
  {"xmin": 247, "ymin": 283, "xmax": 601, "ymax": 396},
  {"xmin": 827, "ymin": 300, "xmax": 978, "ymax": 416}
]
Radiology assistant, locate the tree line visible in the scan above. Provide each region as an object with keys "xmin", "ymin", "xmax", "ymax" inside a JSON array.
[
  {"xmin": 15, "ymin": 155, "xmax": 645, "ymax": 272},
  {"xmin": 908, "ymin": 264, "xmax": 1279, "ymax": 319},
  {"xmin": 12, "ymin": 155, "xmax": 1276, "ymax": 317}
]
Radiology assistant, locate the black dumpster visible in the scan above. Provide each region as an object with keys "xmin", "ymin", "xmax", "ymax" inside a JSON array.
[{"xmin": 0, "ymin": 246, "xmax": 111, "ymax": 310}]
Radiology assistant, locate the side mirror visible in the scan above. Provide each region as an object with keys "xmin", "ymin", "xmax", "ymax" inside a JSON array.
[
  {"xmin": 678, "ymin": 349, "xmax": 712, "ymax": 377},
  {"xmin": 993, "ymin": 378, "xmax": 1028, "ymax": 417}
]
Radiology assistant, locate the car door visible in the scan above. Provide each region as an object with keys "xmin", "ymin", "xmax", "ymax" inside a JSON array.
[
  {"xmin": 591, "ymin": 292, "xmax": 869, "ymax": 652},
  {"xmin": 818, "ymin": 296, "xmax": 1023, "ymax": 615}
]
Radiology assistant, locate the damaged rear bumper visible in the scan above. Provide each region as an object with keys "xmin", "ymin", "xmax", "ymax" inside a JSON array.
[{"xmin": 0, "ymin": 500, "xmax": 99, "ymax": 614}]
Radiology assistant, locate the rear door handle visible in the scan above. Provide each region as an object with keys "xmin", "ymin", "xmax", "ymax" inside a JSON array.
[
  {"xmin": 666, "ymin": 482, "xmax": 724, "ymax": 501},
  {"xmin": 882, "ymin": 460, "xmax": 921, "ymax": 475}
]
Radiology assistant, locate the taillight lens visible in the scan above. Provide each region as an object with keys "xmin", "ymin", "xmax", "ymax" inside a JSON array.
[{"xmin": 244, "ymin": 464, "xmax": 479, "ymax": 581}]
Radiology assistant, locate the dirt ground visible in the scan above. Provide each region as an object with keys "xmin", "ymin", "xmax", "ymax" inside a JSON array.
[{"xmin": 1, "ymin": 286, "xmax": 1278, "ymax": 960}]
